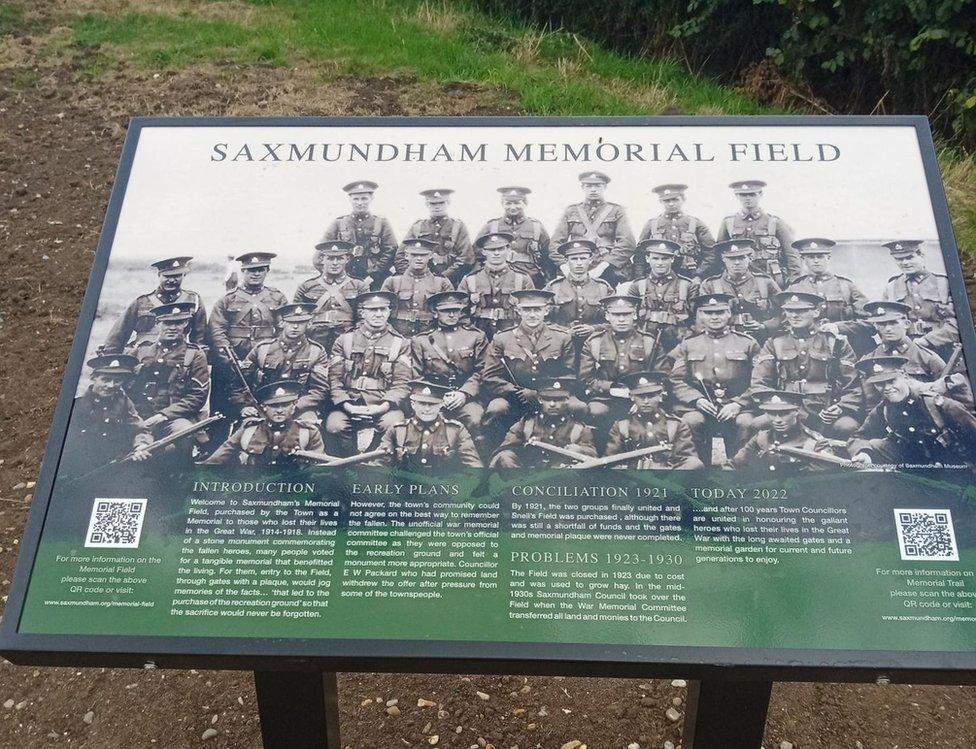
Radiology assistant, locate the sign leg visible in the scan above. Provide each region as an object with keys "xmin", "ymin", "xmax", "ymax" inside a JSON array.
[
  {"xmin": 681, "ymin": 679, "xmax": 772, "ymax": 749},
  {"xmin": 254, "ymin": 671, "xmax": 341, "ymax": 748}
]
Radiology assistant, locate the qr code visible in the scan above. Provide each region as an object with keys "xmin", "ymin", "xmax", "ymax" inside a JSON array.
[
  {"xmin": 894, "ymin": 509, "xmax": 959, "ymax": 562},
  {"xmin": 85, "ymin": 498, "xmax": 147, "ymax": 548}
]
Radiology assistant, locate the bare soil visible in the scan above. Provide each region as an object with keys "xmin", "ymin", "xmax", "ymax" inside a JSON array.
[{"xmin": 2, "ymin": 5, "xmax": 976, "ymax": 748}]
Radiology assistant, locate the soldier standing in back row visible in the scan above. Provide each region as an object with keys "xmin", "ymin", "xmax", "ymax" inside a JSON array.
[
  {"xmin": 102, "ymin": 256, "xmax": 207, "ymax": 353},
  {"xmin": 551, "ymin": 171, "xmax": 635, "ymax": 286},
  {"xmin": 638, "ymin": 184, "xmax": 716, "ymax": 279},
  {"xmin": 477, "ymin": 186, "xmax": 552, "ymax": 284},
  {"xmin": 320, "ymin": 181, "xmax": 397, "ymax": 288},
  {"xmin": 458, "ymin": 232, "xmax": 535, "ymax": 339},
  {"xmin": 294, "ymin": 241, "xmax": 368, "ymax": 352},
  {"xmin": 381, "ymin": 239, "xmax": 454, "ymax": 337},
  {"xmin": 716, "ymin": 180, "xmax": 799, "ymax": 287},
  {"xmin": 698, "ymin": 240, "xmax": 781, "ymax": 344},
  {"xmin": 543, "ymin": 240, "xmax": 613, "ymax": 352},
  {"xmin": 400, "ymin": 188, "xmax": 474, "ymax": 285}
]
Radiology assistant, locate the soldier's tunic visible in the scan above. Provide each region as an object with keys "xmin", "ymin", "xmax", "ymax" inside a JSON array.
[
  {"xmin": 127, "ymin": 340, "xmax": 210, "ymax": 428},
  {"xmin": 321, "ymin": 213, "xmax": 397, "ymax": 284},
  {"xmin": 379, "ymin": 417, "xmax": 483, "ymax": 471},
  {"xmin": 103, "ymin": 289, "xmax": 207, "ymax": 353},
  {"xmin": 491, "ymin": 413, "xmax": 597, "ymax": 468},
  {"xmin": 544, "ymin": 275, "xmax": 613, "ymax": 328},
  {"xmin": 410, "ymin": 325, "xmax": 488, "ymax": 429},
  {"xmin": 860, "ymin": 340, "xmax": 946, "ymax": 410},
  {"xmin": 605, "ymin": 411, "xmax": 702, "ymax": 469},
  {"xmin": 850, "ymin": 393, "xmax": 976, "ymax": 465},
  {"xmin": 617, "ymin": 273, "xmax": 696, "ymax": 352},
  {"xmin": 883, "ymin": 271, "xmax": 960, "ymax": 358},
  {"xmin": 208, "ymin": 285, "xmax": 289, "ymax": 363},
  {"xmin": 457, "ymin": 266, "xmax": 535, "ymax": 338},
  {"xmin": 477, "ymin": 215, "xmax": 551, "ymax": 281},
  {"xmin": 401, "ymin": 216, "xmax": 475, "ymax": 283},
  {"xmin": 60, "ymin": 389, "xmax": 152, "ymax": 477},
  {"xmin": 698, "ymin": 272, "xmax": 781, "ymax": 343},
  {"xmin": 551, "ymin": 201, "xmax": 636, "ymax": 282},
  {"xmin": 482, "ymin": 324, "xmax": 575, "ymax": 403},
  {"xmin": 787, "ymin": 271, "xmax": 875, "ymax": 354},
  {"xmin": 638, "ymin": 212, "xmax": 716, "ymax": 278},
  {"xmin": 293, "ymin": 273, "xmax": 368, "ymax": 350},
  {"xmin": 380, "ymin": 271, "xmax": 454, "ymax": 337},
  {"xmin": 202, "ymin": 418, "xmax": 325, "ymax": 466},
  {"xmin": 579, "ymin": 329, "xmax": 667, "ymax": 400},
  {"xmin": 241, "ymin": 336, "xmax": 331, "ymax": 415},
  {"xmin": 732, "ymin": 423, "xmax": 834, "ymax": 472},
  {"xmin": 716, "ymin": 210, "xmax": 799, "ymax": 285}
]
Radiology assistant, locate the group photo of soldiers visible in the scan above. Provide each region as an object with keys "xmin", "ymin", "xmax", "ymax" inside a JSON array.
[{"xmin": 60, "ymin": 171, "xmax": 976, "ymax": 479}]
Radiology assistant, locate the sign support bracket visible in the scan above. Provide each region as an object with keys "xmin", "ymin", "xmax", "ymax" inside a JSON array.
[
  {"xmin": 254, "ymin": 670, "xmax": 341, "ymax": 748},
  {"xmin": 681, "ymin": 679, "xmax": 772, "ymax": 749}
]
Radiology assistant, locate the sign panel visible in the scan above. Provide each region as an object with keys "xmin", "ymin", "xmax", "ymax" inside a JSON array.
[{"xmin": 4, "ymin": 117, "xmax": 976, "ymax": 681}]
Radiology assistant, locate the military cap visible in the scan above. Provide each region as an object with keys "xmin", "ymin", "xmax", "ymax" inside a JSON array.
[
  {"xmin": 636, "ymin": 239, "xmax": 681, "ymax": 257},
  {"xmin": 274, "ymin": 303, "xmax": 316, "ymax": 322},
  {"xmin": 408, "ymin": 379, "xmax": 450, "ymax": 403},
  {"xmin": 729, "ymin": 180, "xmax": 766, "ymax": 194},
  {"xmin": 775, "ymin": 291, "xmax": 825, "ymax": 311},
  {"xmin": 792, "ymin": 237, "xmax": 836, "ymax": 254},
  {"xmin": 856, "ymin": 355, "xmax": 909, "ymax": 385},
  {"xmin": 755, "ymin": 389, "xmax": 804, "ymax": 412},
  {"xmin": 579, "ymin": 171, "xmax": 610, "ymax": 185},
  {"xmin": 257, "ymin": 380, "xmax": 302, "ymax": 406},
  {"xmin": 342, "ymin": 180, "xmax": 378, "ymax": 195},
  {"xmin": 622, "ymin": 371, "xmax": 667, "ymax": 396},
  {"xmin": 314, "ymin": 240, "xmax": 354, "ymax": 256},
  {"xmin": 151, "ymin": 301, "xmax": 196, "ymax": 322},
  {"xmin": 420, "ymin": 188, "xmax": 453, "ymax": 203},
  {"xmin": 714, "ymin": 239, "xmax": 757, "ymax": 258},
  {"xmin": 535, "ymin": 376, "xmax": 578, "ymax": 399},
  {"xmin": 426, "ymin": 290, "xmax": 469, "ymax": 311},
  {"xmin": 151, "ymin": 256, "xmax": 192, "ymax": 276},
  {"xmin": 236, "ymin": 252, "xmax": 276, "ymax": 269},
  {"xmin": 883, "ymin": 240, "xmax": 924, "ymax": 258},
  {"xmin": 511, "ymin": 289, "xmax": 555, "ymax": 307},
  {"xmin": 498, "ymin": 186, "xmax": 531, "ymax": 200},
  {"xmin": 557, "ymin": 239, "xmax": 597, "ymax": 258},
  {"xmin": 692, "ymin": 293, "xmax": 735, "ymax": 311},
  {"xmin": 600, "ymin": 294, "xmax": 641, "ymax": 312},
  {"xmin": 87, "ymin": 353, "xmax": 138, "ymax": 376},
  {"xmin": 862, "ymin": 300, "xmax": 912, "ymax": 323},
  {"xmin": 475, "ymin": 231, "xmax": 515, "ymax": 250},
  {"xmin": 355, "ymin": 290, "xmax": 397, "ymax": 309},
  {"xmin": 401, "ymin": 238, "xmax": 437, "ymax": 255},
  {"xmin": 652, "ymin": 183, "xmax": 687, "ymax": 197}
]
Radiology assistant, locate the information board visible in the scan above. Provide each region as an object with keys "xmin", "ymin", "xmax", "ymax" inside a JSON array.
[{"xmin": 4, "ymin": 116, "xmax": 976, "ymax": 682}]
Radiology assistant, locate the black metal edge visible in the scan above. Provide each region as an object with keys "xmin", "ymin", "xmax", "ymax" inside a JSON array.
[{"xmin": 3, "ymin": 115, "xmax": 974, "ymax": 685}]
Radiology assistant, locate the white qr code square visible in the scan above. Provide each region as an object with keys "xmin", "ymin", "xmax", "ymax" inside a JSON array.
[
  {"xmin": 894, "ymin": 509, "xmax": 959, "ymax": 561},
  {"xmin": 85, "ymin": 498, "xmax": 147, "ymax": 548}
]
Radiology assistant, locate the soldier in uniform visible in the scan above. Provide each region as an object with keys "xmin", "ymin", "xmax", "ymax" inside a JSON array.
[
  {"xmin": 378, "ymin": 379, "xmax": 483, "ymax": 470},
  {"xmin": 325, "ymin": 291, "xmax": 413, "ymax": 455},
  {"xmin": 381, "ymin": 239, "xmax": 454, "ymax": 337},
  {"xmin": 605, "ymin": 371, "xmax": 703, "ymax": 469},
  {"xmin": 638, "ymin": 184, "xmax": 716, "ymax": 279},
  {"xmin": 785, "ymin": 238, "xmax": 874, "ymax": 355},
  {"xmin": 668, "ymin": 293, "xmax": 759, "ymax": 465},
  {"xmin": 458, "ymin": 232, "xmax": 535, "ymax": 338},
  {"xmin": 238, "ymin": 303, "xmax": 331, "ymax": 422},
  {"xmin": 410, "ymin": 290, "xmax": 488, "ymax": 433},
  {"xmin": 716, "ymin": 180, "xmax": 799, "ymax": 287},
  {"xmin": 320, "ymin": 180, "xmax": 397, "ymax": 288},
  {"xmin": 882, "ymin": 240, "xmax": 960, "ymax": 361},
  {"xmin": 127, "ymin": 302, "xmax": 210, "ymax": 459},
  {"xmin": 400, "ymin": 188, "xmax": 475, "ymax": 285},
  {"xmin": 490, "ymin": 375, "xmax": 597, "ymax": 468},
  {"xmin": 61, "ymin": 354, "xmax": 152, "ymax": 478},
  {"xmin": 617, "ymin": 239, "xmax": 696, "ymax": 353},
  {"xmin": 579, "ymin": 295, "xmax": 667, "ymax": 427},
  {"xmin": 202, "ymin": 381, "xmax": 325, "ymax": 466},
  {"xmin": 477, "ymin": 186, "xmax": 552, "ymax": 284},
  {"xmin": 551, "ymin": 171, "xmax": 635, "ymax": 286},
  {"xmin": 698, "ymin": 239, "xmax": 781, "ymax": 344},
  {"xmin": 294, "ymin": 241, "xmax": 368, "ymax": 352},
  {"xmin": 750, "ymin": 292, "xmax": 862, "ymax": 438},
  {"xmin": 543, "ymin": 240, "xmax": 613, "ymax": 350},
  {"xmin": 731, "ymin": 390, "xmax": 836, "ymax": 472},
  {"xmin": 208, "ymin": 252, "xmax": 288, "ymax": 420},
  {"xmin": 102, "ymin": 256, "xmax": 207, "ymax": 353},
  {"xmin": 849, "ymin": 356, "xmax": 976, "ymax": 467}
]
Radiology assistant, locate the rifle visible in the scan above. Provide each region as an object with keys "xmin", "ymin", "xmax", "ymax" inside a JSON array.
[
  {"xmin": 940, "ymin": 343, "xmax": 964, "ymax": 380},
  {"xmin": 525, "ymin": 439, "xmax": 592, "ymax": 464},
  {"xmin": 293, "ymin": 448, "xmax": 388, "ymax": 467},
  {"xmin": 222, "ymin": 345, "xmax": 259, "ymax": 408},
  {"xmin": 768, "ymin": 443, "xmax": 863, "ymax": 468},
  {"xmin": 570, "ymin": 444, "xmax": 670, "ymax": 469}
]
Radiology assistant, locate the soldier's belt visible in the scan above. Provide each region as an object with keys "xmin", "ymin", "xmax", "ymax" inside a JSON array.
[
  {"xmin": 644, "ymin": 311, "xmax": 678, "ymax": 325},
  {"xmin": 229, "ymin": 324, "xmax": 275, "ymax": 338},
  {"xmin": 476, "ymin": 309, "xmax": 512, "ymax": 321},
  {"xmin": 352, "ymin": 376, "xmax": 386, "ymax": 391},
  {"xmin": 394, "ymin": 311, "xmax": 433, "ymax": 322},
  {"xmin": 313, "ymin": 311, "xmax": 353, "ymax": 324}
]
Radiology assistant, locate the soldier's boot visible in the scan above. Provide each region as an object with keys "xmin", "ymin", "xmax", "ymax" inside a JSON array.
[{"xmin": 489, "ymin": 450, "xmax": 521, "ymax": 469}]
